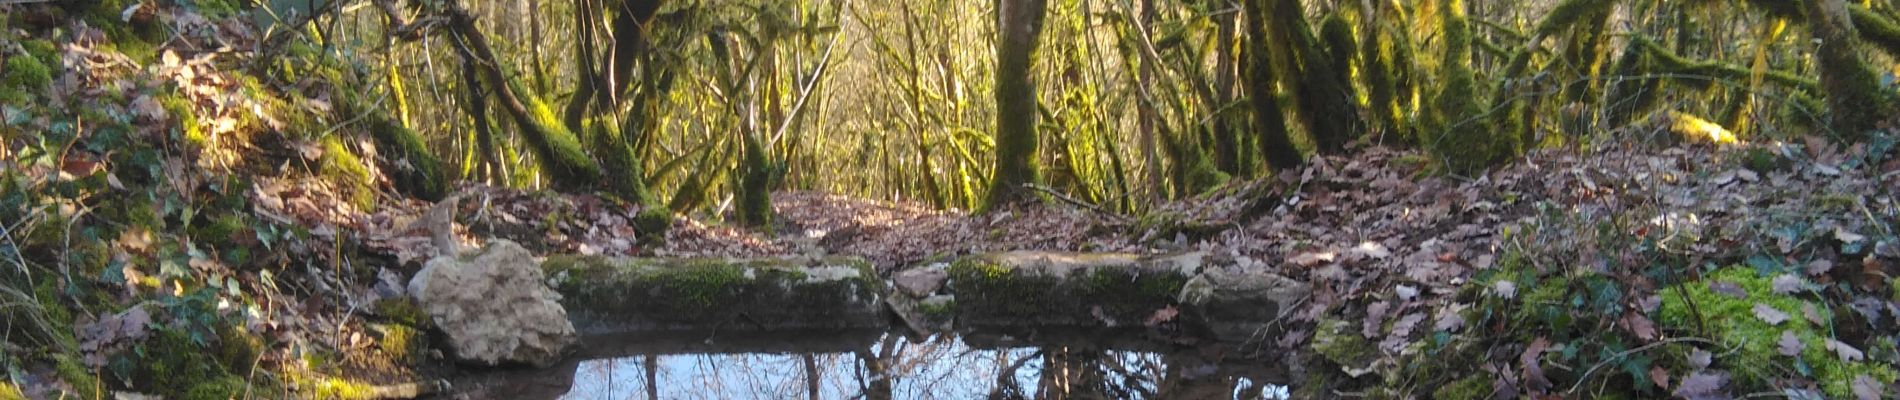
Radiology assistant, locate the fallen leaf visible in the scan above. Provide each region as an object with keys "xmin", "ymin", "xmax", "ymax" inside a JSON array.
[
  {"xmin": 1771, "ymin": 274, "xmax": 1807, "ymax": 294},
  {"xmin": 1825, "ymin": 338, "xmax": 1865, "ymax": 362},
  {"xmin": 1673, "ymin": 372, "xmax": 1730, "ymax": 400},
  {"xmin": 1689, "ymin": 348, "xmax": 1713, "ymax": 370},
  {"xmin": 1650, "ymin": 366, "xmax": 1672, "ymax": 390},
  {"xmin": 1622, "ymin": 312, "xmax": 1657, "ymax": 340},
  {"xmin": 1289, "ymin": 251, "xmax": 1337, "ymax": 267},
  {"xmin": 1521, "ymin": 337, "xmax": 1553, "ymax": 393},
  {"xmin": 1493, "ymin": 280, "xmax": 1518, "ymax": 299},
  {"xmin": 1835, "ymin": 227, "xmax": 1866, "ymax": 244},
  {"xmin": 1352, "ymin": 241, "xmax": 1391, "ymax": 259},
  {"xmin": 1806, "ymin": 259, "xmax": 1834, "ymax": 276},
  {"xmin": 1709, "ymin": 281, "xmax": 1748, "ymax": 299},
  {"xmin": 1753, "ymin": 303, "xmax": 1790, "ymax": 325},
  {"xmin": 1778, "ymin": 331, "xmax": 1805, "ymax": 356},
  {"xmin": 1852, "ymin": 375, "xmax": 1884, "ymax": 400},
  {"xmin": 1803, "ymin": 303, "xmax": 1825, "ymax": 325}
]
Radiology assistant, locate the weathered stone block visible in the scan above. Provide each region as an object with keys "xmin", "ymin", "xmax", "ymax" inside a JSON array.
[{"xmin": 543, "ymin": 255, "xmax": 884, "ymax": 333}]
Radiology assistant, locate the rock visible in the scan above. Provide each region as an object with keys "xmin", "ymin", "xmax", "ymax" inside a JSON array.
[
  {"xmin": 1177, "ymin": 266, "xmax": 1310, "ymax": 341},
  {"xmin": 408, "ymin": 240, "xmax": 576, "ymax": 367},
  {"xmin": 543, "ymin": 255, "xmax": 885, "ymax": 332},
  {"xmin": 948, "ymin": 251, "xmax": 1197, "ymax": 328},
  {"xmin": 891, "ymin": 263, "xmax": 949, "ymax": 298}
]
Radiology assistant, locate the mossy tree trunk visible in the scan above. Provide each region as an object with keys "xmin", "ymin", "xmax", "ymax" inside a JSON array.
[
  {"xmin": 1805, "ymin": 0, "xmax": 1900, "ymax": 138},
  {"xmin": 1240, "ymin": 0, "xmax": 1302, "ymax": 171},
  {"xmin": 445, "ymin": 5, "xmax": 604, "ymax": 191},
  {"xmin": 345, "ymin": 94, "xmax": 450, "ymax": 202},
  {"xmin": 1264, "ymin": 0, "xmax": 1362, "ymax": 154},
  {"xmin": 983, "ymin": 0, "xmax": 1050, "ymax": 211},
  {"xmin": 1426, "ymin": 0, "xmax": 1515, "ymax": 174}
]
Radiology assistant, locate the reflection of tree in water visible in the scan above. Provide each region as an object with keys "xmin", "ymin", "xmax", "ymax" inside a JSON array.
[{"xmin": 560, "ymin": 332, "xmax": 1287, "ymax": 399}]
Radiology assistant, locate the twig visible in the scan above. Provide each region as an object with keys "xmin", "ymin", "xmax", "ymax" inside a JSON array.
[
  {"xmin": 1564, "ymin": 337, "xmax": 1719, "ymax": 394},
  {"xmin": 1023, "ymin": 183, "xmax": 1130, "ymax": 223}
]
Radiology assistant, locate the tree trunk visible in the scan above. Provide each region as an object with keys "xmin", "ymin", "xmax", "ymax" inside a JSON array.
[
  {"xmin": 446, "ymin": 5, "xmax": 605, "ymax": 191},
  {"xmin": 1806, "ymin": 0, "xmax": 1899, "ymax": 138},
  {"xmin": 1242, "ymin": 0, "xmax": 1303, "ymax": 171},
  {"xmin": 983, "ymin": 0, "xmax": 1050, "ymax": 210}
]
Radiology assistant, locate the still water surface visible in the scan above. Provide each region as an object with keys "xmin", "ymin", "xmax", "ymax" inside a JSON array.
[{"xmin": 533, "ymin": 329, "xmax": 1290, "ymax": 399}]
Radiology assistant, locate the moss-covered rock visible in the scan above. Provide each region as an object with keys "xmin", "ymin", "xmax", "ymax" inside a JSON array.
[
  {"xmin": 318, "ymin": 136, "xmax": 377, "ymax": 211},
  {"xmin": 1311, "ymin": 318, "xmax": 1375, "ymax": 373},
  {"xmin": 214, "ymin": 323, "xmax": 265, "ymax": 375},
  {"xmin": 374, "ymin": 323, "xmax": 424, "ymax": 366},
  {"xmin": 947, "ymin": 252, "xmax": 1194, "ymax": 328},
  {"xmin": 53, "ymin": 354, "xmax": 102, "ymax": 400},
  {"xmin": 2, "ymin": 53, "xmax": 54, "ymax": 105},
  {"xmin": 1432, "ymin": 375, "xmax": 1493, "ymax": 400},
  {"xmin": 122, "ymin": 329, "xmax": 247, "ymax": 399},
  {"xmin": 1658, "ymin": 267, "xmax": 1899, "ymax": 398},
  {"xmin": 544, "ymin": 255, "xmax": 884, "ymax": 332},
  {"xmin": 370, "ymin": 297, "xmax": 430, "ymax": 328}
]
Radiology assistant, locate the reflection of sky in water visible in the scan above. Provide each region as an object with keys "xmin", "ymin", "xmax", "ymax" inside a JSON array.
[{"xmin": 560, "ymin": 334, "xmax": 1289, "ymax": 399}]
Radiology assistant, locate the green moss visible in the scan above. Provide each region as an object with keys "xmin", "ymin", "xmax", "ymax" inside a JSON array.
[
  {"xmin": 1311, "ymin": 318, "xmax": 1374, "ymax": 369},
  {"xmin": 377, "ymin": 324, "xmax": 423, "ymax": 365},
  {"xmin": 632, "ymin": 208, "xmax": 672, "ymax": 245},
  {"xmin": 187, "ymin": 0, "xmax": 242, "ymax": 18},
  {"xmin": 3, "ymin": 54, "xmax": 54, "ymax": 104},
  {"xmin": 318, "ymin": 136, "xmax": 377, "ymax": 210},
  {"xmin": 948, "ymin": 255, "xmax": 1189, "ymax": 327},
  {"xmin": 0, "ymin": 382, "xmax": 23, "ymax": 400},
  {"xmin": 918, "ymin": 298, "xmax": 955, "ymax": 318},
  {"xmin": 1742, "ymin": 147, "xmax": 1783, "ymax": 173},
  {"xmin": 1658, "ymin": 266, "xmax": 1899, "ymax": 398},
  {"xmin": 129, "ymin": 328, "xmax": 244, "ymax": 398},
  {"xmin": 548, "ymin": 256, "xmax": 882, "ymax": 328},
  {"xmin": 21, "ymin": 40, "xmax": 58, "ymax": 66},
  {"xmin": 54, "ymin": 355, "xmax": 102, "ymax": 400},
  {"xmin": 214, "ymin": 323, "xmax": 264, "ymax": 375},
  {"xmin": 183, "ymin": 376, "xmax": 248, "ymax": 400},
  {"xmin": 371, "ymin": 297, "xmax": 430, "ymax": 328},
  {"xmin": 284, "ymin": 369, "xmax": 375, "ymax": 400},
  {"xmin": 341, "ymin": 92, "xmax": 447, "ymax": 201},
  {"xmin": 158, "ymin": 95, "xmax": 207, "ymax": 147},
  {"xmin": 1432, "ymin": 375, "xmax": 1491, "ymax": 400}
]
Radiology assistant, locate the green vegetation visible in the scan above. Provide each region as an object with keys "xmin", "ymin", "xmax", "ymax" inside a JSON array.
[{"xmin": 1658, "ymin": 267, "xmax": 1898, "ymax": 398}]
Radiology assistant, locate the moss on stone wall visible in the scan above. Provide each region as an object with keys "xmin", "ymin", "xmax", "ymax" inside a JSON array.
[
  {"xmin": 947, "ymin": 254, "xmax": 1190, "ymax": 327},
  {"xmin": 545, "ymin": 256, "xmax": 883, "ymax": 330}
]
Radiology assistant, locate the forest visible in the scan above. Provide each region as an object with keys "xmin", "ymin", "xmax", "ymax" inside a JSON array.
[{"xmin": 2, "ymin": 0, "xmax": 1899, "ymax": 398}]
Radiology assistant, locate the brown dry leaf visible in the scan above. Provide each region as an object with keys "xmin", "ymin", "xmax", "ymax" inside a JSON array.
[
  {"xmin": 1622, "ymin": 312, "xmax": 1658, "ymax": 341},
  {"xmin": 1520, "ymin": 337, "xmax": 1553, "ymax": 393}
]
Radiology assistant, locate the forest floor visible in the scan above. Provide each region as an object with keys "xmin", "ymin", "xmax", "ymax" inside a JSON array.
[{"xmin": 4, "ymin": 2, "xmax": 1900, "ymax": 399}]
